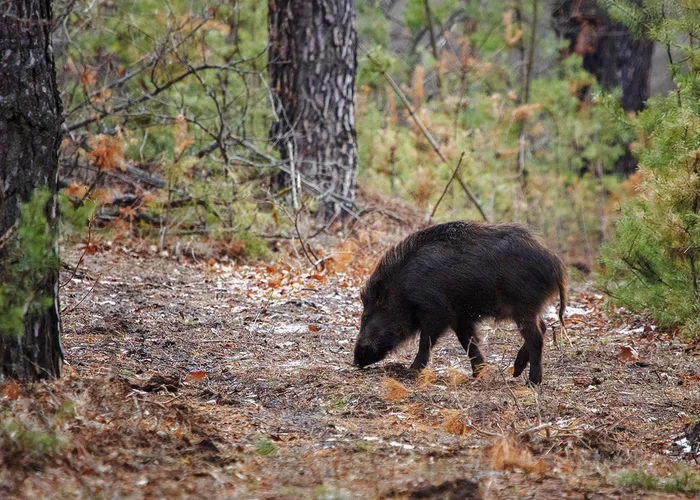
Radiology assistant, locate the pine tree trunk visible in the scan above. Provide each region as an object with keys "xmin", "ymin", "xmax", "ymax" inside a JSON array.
[
  {"xmin": 553, "ymin": 0, "xmax": 653, "ymax": 176},
  {"xmin": 268, "ymin": 0, "xmax": 358, "ymax": 220},
  {"xmin": 0, "ymin": 0, "xmax": 63, "ymax": 379}
]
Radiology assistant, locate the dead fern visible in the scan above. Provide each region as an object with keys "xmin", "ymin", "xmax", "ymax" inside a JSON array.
[{"xmin": 383, "ymin": 377, "xmax": 410, "ymax": 402}]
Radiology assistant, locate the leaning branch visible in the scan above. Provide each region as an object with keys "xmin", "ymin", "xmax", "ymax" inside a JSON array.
[
  {"xmin": 66, "ymin": 63, "xmax": 254, "ymax": 132},
  {"xmin": 363, "ymin": 48, "xmax": 488, "ymax": 222},
  {"xmin": 429, "ymin": 152, "xmax": 465, "ymax": 223}
]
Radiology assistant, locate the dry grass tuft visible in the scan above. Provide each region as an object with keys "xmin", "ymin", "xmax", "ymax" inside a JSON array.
[
  {"xmin": 490, "ymin": 435, "xmax": 547, "ymax": 473},
  {"xmin": 442, "ymin": 410, "xmax": 470, "ymax": 436},
  {"xmin": 446, "ymin": 368, "xmax": 468, "ymax": 388},
  {"xmin": 404, "ymin": 403, "xmax": 425, "ymax": 419},
  {"xmin": 383, "ymin": 377, "xmax": 411, "ymax": 402},
  {"xmin": 418, "ymin": 368, "xmax": 437, "ymax": 388}
]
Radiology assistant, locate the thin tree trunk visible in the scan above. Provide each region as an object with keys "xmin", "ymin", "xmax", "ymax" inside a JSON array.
[
  {"xmin": 268, "ymin": 0, "xmax": 359, "ymax": 221},
  {"xmin": 424, "ymin": 0, "xmax": 443, "ymax": 93},
  {"xmin": 0, "ymin": 0, "xmax": 63, "ymax": 379}
]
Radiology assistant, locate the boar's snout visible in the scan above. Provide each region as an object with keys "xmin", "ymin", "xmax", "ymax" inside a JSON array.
[
  {"xmin": 353, "ymin": 342, "xmax": 383, "ymax": 368},
  {"xmin": 353, "ymin": 328, "xmax": 389, "ymax": 368}
]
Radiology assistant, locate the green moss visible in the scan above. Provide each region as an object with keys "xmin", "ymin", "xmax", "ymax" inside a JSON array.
[
  {"xmin": 614, "ymin": 466, "xmax": 700, "ymax": 495},
  {"xmin": 253, "ymin": 437, "xmax": 278, "ymax": 457}
]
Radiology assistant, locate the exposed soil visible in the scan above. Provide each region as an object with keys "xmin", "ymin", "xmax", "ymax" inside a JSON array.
[{"xmin": 1, "ymin": 218, "xmax": 699, "ymax": 498}]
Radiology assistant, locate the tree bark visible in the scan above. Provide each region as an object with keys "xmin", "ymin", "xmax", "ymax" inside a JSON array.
[
  {"xmin": 552, "ymin": 0, "xmax": 654, "ymax": 176},
  {"xmin": 268, "ymin": 0, "xmax": 359, "ymax": 220},
  {"xmin": 0, "ymin": 0, "xmax": 63, "ymax": 379}
]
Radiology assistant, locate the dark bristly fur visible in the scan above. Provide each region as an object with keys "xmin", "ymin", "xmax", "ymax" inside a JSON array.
[{"xmin": 354, "ymin": 221, "xmax": 567, "ymax": 385}]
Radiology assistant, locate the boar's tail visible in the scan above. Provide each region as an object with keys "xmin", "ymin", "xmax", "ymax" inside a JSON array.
[
  {"xmin": 556, "ymin": 263, "xmax": 568, "ymax": 343},
  {"xmin": 558, "ymin": 277, "xmax": 567, "ymax": 328}
]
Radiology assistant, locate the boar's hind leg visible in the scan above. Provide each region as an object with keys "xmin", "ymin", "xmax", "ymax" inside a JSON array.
[
  {"xmin": 410, "ymin": 315, "xmax": 448, "ymax": 371},
  {"xmin": 513, "ymin": 345, "xmax": 529, "ymax": 378},
  {"xmin": 513, "ymin": 318, "xmax": 545, "ymax": 377},
  {"xmin": 455, "ymin": 321, "xmax": 485, "ymax": 377},
  {"xmin": 516, "ymin": 316, "xmax": 544, "ymax": 385}
]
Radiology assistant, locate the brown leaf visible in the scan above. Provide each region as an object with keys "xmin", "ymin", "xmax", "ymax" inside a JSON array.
[
  {"xmin": 87, "ymin": 134, "xmax": 124, "ymax": 171},
  {"xmin": 185, "ymin": 370, "xmax": 207, "ymax": 383},
  {"xmin": 511, "ymin": 103, "xmax": 541, "ymax": 122},
  {"xmin": 80, "ymin": 68, "xmax": 97, "ymax": 86},
  {"xmin": 617, "ymin": 345, "xmax": 638, "ymax": 362},
  {"xmin": 64, "ymin": 183, "xmax": 90, "ymax": 199},
  {"xmin": 174, "ymin": 114, "xmax": 194, "ymax": 155},
  {"xmin": 308, "ymin": 324, "xmax": 320, "ymax": 333},
  {"xmin": 2, "ymin": 380, "xmax": 20, "ymax": 401}
]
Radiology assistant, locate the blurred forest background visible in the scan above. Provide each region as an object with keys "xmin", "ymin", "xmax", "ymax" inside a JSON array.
[
  {"xmin": 2, "ymin": 1, "xmax": 700, "ymax": 496},
  {"xmin": 52, "ymin": 0, "xmax": 699, "ymax": 338}
]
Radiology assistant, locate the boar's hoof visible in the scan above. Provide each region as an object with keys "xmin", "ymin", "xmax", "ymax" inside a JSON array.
[
  {"xmin": 409, "ymin": 361, "xmax": 427, "ymax": 372},
  {"xmin": 472, "ymin": 363, "xmax": 487, "ymax": 378}
]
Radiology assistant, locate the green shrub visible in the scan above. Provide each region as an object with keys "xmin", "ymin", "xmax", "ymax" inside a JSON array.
[{"xmin": 599, "ymin": 0, "xmax": 700, "ymax": 338}]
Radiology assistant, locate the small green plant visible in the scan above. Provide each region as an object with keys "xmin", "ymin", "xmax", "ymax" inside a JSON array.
[
  {"xmin": 253, "ymin": 437, "xmax": 278, "ymax": 456},
  {"xmin": 314, "ymin": 485, "xmax": 355, "ymax": 500},
  {"xmin": 329, "ymin": 394, "xmax": 352, "ymax": 410},
  {"xmin": 614, "ymin": 466, "xmax": 700, "ymax": 495},
  {"xmin": 0, "ymin": 414, "xmax": 63, "ymax": 456},
  {"xmin": 615, "ymin": 469, "xmax": 660, "ymax": 490}
]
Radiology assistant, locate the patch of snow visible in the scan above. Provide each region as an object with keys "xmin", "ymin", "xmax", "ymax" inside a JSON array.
[
  {"xmin": 273, "ymin": 324, "xmax": 308, "ymax": 335},
  {"xmin": 389, "ymin": 441, "xmax": 415, "ymax": 450},
  {"xmin": 543, "ymin": 305, "xmax": 590, "ymax": 320},
  {"xmin": 280, "ymin": 360, "xmax": 305, "ymax": 369},
  {"xmin": 275, "ymin": 341, "xmax": 295, "ymax": 349},
  {"xmin": 617, "ymin": 325, "xmax": 656, "ymax": 335},
  {"xmin": 675, "ymin": 437, "xmax": 692, "ymax": 454},
  {"xmin": 362, "ymin": 436, "xmax": 380, "ymax": 442}
]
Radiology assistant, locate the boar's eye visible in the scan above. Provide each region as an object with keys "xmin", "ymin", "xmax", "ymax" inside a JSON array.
[{"xmin": 360, "ymin": 313, "xmax": 369, "ymax": 327}]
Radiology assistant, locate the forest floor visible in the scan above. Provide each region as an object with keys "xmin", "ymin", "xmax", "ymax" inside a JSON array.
[{"xmin": 1, "ymin": 209, "xmax": 700, "ymax": 499}]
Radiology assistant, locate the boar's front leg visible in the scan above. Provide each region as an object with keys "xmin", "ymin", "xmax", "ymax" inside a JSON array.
[
  {"xmin": 515, "ymin": 315, "xmax": 544, "ymax": 385},
  {"xmin": 409, "ymin": 313, "xmax": 448, "ymax": 371},
  {"xmin": 455, "ymin": 320, "xmax": 486, "ymax": 377}
]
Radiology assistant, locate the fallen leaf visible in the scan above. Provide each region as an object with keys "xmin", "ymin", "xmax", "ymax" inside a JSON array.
[
  {"xmin": 618, "ymin": 345, "xmax": 638, "ymax": 362},
  {"xmin": 185, "ymin": 370, "xmax": 207, "ymax": 383},
  {"xmin": 2, "ymin": 380, "xmax": 20, "ymax": 400},
  {"xmin": 308, "ymin": 324, "xmax": 320, "ymax": 332}
]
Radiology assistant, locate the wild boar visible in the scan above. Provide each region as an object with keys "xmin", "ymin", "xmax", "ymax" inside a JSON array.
[{"xmin": 353, "ymin": 221, "xmax": 567, "ymax": 385}]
